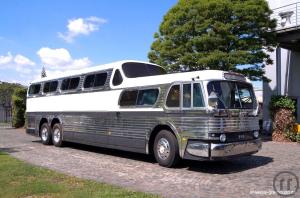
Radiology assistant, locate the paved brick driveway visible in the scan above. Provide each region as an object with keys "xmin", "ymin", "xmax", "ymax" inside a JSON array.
[{"xmin": 0, "ymin": 128, "xmax": 299, "ymax": 198}]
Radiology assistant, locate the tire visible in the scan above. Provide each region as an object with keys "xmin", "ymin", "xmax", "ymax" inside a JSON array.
[
  {"xmin": 154, "ymin": 130, "xmax": 180, "ymax": 167},
  {"xmin": 40, "ymin": 122, "xmax": 52, "ymax": 145},
  {"xmin": 52, "ymin": 123, "xmax": 63, "ymax": 147}
]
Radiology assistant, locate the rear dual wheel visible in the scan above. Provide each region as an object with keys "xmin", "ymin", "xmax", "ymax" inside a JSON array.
[
  {"xmin": 40, "ymin": 122, "xmax": 63, "ymax": 147},
  {"xmin": 52, "ymin": 123, "xmax": 63, "ymax": 147},
  {"xmin": 40, "ymin": 123, "xmax": 52, "ymax": 145}
]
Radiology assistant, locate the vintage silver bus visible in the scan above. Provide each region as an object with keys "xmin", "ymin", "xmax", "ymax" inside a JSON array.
[{"xmin": 26, "ymin": 60, "xmax": 261, "ymax": 167}]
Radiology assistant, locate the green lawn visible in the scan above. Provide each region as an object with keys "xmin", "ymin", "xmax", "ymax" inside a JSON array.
[{"xmin": 0, "ymin": 152, "xmax": 158, "ymax": 198}]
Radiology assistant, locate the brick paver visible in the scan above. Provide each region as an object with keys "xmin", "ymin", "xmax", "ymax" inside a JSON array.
[{"xmin": 0, "ymin": 128, "xmax": 299, "ymax": 198}]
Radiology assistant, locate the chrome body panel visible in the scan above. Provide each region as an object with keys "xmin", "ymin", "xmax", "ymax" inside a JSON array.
[
  {"xmin": 185, "ymin": 139, "xmax": 262, "ymax": 159},
  {"xmin": 186, "ymin": 142, "xmax": 210, "ymax": 157},
  {"xmin": 210, "ymin": 139, "xmax": 262, "ymax": 157},
  {"xmin": 26, "ymin": 110, "xmax": 260, "ymax": 159}
]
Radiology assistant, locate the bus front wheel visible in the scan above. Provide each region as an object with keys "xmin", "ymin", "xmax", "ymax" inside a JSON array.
[
  {"xmin": 52, "ymin": 123, "xmax": 63, "ymax": 147},
  {"xmin": 154, "ymin": 130, "xmax": 180, "ymax": 167},
  {"xmin": 40, "ymin": 123, "xmax": 52, "ymax": 145}
]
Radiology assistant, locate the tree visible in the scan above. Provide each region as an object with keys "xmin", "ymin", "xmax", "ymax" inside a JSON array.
[
  {"xmin": 0, "ymin": 82, "xmax": 23, "ymax": 106},
  {"xmin": 148, "ymin": 0, "xmax": 277, "ymax": 81},
  {"xmin": 12, "ymin": 87, "xmax": 27, "ymax": 128},
  {"xmin": 41, "ymin": 66, "xmax": 47, "ymax": 78}
]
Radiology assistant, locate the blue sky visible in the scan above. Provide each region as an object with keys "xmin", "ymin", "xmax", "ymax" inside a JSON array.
[
  {"xmin": 0, "ymin": 0, "xmax": 177, "ymax": 85},
  {"xmin": 0, "ymin": 0, "xmax": 261, "ymax": 89}
]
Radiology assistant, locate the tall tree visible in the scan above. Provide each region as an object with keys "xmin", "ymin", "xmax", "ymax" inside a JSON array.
[
  {"xmin": 41, "ymin": 66, "xmax": 47, "ymax": 78},
  {"xmin": 148, "ymin": 0, "xmax": 277, "ymax": 80}
]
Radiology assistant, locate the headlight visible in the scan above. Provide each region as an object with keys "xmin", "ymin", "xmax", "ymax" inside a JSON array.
[
  {"xmin": 253, "ymin": 131, "xmax": 259, "ymax": 138},
  {"xmin": 219, "ymin": 134, "xmax": 226, "ymax": 142}
]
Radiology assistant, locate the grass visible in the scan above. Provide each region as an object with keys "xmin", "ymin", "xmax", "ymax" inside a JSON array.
[{"xmin": 0, "ymin": 152, "xmax": 158, "ymax": 198}]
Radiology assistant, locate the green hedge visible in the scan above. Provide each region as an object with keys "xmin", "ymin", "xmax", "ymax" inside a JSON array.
[{"xmin": 12, "ymin": 87, "xmax": 27, "ymax": 128}]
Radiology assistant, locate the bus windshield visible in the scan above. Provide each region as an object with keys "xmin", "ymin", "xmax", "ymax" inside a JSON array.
[{"xmin": 207, "ymin": 81, "xmax": 256, "ymax": 109}]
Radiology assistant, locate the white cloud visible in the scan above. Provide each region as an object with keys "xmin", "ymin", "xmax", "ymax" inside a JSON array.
[
  {"xmin": 0, "ymin": 52, "xmax": 13, "ymax": 65},
  {"xmin": 14, "ymin": 54, "xmax": 35, "ymax": 66},
  {"xmin": 37, "ymin": 47, "xmax": 92, "ymax": 73},
  {"xmin": 58, "ymin": 16, "xmax": 107, "ymax": 43},
  {"xmin": 0, "ymin": 52, "xmax": 35, "ymax": 73}
]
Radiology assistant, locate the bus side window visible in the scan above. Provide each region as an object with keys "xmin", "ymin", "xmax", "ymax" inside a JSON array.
[
  {"xmin": 43, "ymin": 81, "xmax": 58, "ymax": 93},
  {"xmin": 113, "ymin": 69, "xmax": 123, "ymax": 86},
  {"xmin": 28, "ymin": 84, "xmax": 41, "ymax": 95},
  {"xmin": 84, "ymin": 74, "xmax": 95, "ymax": 88},
  {"xmin": 166, "ymin": 85, "xmax": 180, "ymax": 108},
  {"xmin": 120, "ymin": 90, "xmax": 138, "ymax": 106},
  {"xmin": 137, "ymin": 89, "xmax": 159, "ymax": 106},
  {"xmin": 193, "ymin": 83, "xmax": 204, "ymax": 107},
  {"xmin": 183, "ymin": 84, "xmax": 191, "ymax": 108},
  {"xmin": 94, "ymin": 73, "xmax": 107, "ymax": 87}
]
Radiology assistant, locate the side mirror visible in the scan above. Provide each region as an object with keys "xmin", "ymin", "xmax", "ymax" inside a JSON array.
[{"xmin": 208, "ymin": 91, "xmax": 218, "ymax": 107}]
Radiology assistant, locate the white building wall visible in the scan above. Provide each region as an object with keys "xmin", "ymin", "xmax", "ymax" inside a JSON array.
[
  {"xmin": 267, "ymin": 0, "xmax": 299, "ymax": 9},
  {"xmin": 263, "ymin": 1, "xmax": 300, "ymax": 132}
]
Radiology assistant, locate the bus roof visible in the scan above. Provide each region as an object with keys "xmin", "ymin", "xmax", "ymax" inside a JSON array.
[
  {"xmin": 30, "ymin": 60, "xmax": 162, "ymax": 84},
  {"xmin": 30, "ymin": 60, "xmax": 248, "ymax": 87}
]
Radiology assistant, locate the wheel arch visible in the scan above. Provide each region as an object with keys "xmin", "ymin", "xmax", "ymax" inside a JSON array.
[
  {"xmin": 147, "ymin": 122, "xmax": 183, "ymax": 157},
  {"xmin": 51, "ymin": 117, "xmax": 62, "ymax": 128}
]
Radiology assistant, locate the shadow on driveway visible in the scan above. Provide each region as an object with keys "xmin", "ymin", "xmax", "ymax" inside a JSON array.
[{"xmin": 28, "ymin": 140, "xmax": 274, "ymax": 174}]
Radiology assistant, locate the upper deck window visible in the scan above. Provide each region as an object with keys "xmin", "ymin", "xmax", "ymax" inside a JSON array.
[
  {"xmin": 43, "ymin": 81, "xmax": 58, "ymax": 93},
  {"xmin": 84, "ymin": 73, "xmax": 107, "ymax": 88},
  {"xmin": 61, "ymin": 77, "xmax": 80, "ymax": 91},
  {"xmin": 112, "ymin": 69, "xmax": 123, "ymax": 86},
  {"xmin": 28, "ymin": 84, "xmax": 41, "ymax": 95},
  {"xmin": 122, "ymin": 62, "xmax": 166, "ymax": 78}
]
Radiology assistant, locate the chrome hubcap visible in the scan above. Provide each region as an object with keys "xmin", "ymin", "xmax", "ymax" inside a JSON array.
[
  {"xmin": 157, "ymin": 138, "xmax": 170, "ymax": 160},
  {"xmin": 41, "ymin": 127, "xmax": 48, "ymax": 141},
  {"xmin": 53, "ymin": 128, "xmax": 60, "ymax": 143}
]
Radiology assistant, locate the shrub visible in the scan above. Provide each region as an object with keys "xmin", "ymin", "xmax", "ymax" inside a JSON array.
[
  {"xmin": 12, "ymin": 87, "xmax": 27, "ymax": 128},
  {"xmin": 269, "ymin": 96, "xmax": 296, "ymax": 118},
  {"xmin": 296, "ymin": 133, "xmax": 300, "ymax": 143},
  {"xmin": 269, "ymin": 96, "xmax": 297, "ymax": 142}
]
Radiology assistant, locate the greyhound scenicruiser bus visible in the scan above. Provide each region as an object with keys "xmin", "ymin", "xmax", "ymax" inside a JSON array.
[{"xmin": 26, "ymin": 60, "xmax": 261, "ymax": 167}]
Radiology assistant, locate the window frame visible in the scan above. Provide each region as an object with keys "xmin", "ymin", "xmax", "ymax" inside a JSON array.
[
  {"xmin": 42, "ymin": 80, "xmax": 59, "ymax": 94},
  {"xmin": 60, "ymin": 76, "xmax": 81, "ymax": 93},
  {"xmin": 165, "ymin": 81, "xmax": 206, "ymax": 110},
  {"xmin": 112, "ymin": 69, "xmax": 123, "ymax": 86},
  {"xmin": 82, "ymin": 71, "xmax": 108, "ymax": 91},
  {"xmin": 119, "ymin": 87, "xmax": 160, "ymax": 108},
  {"xmin": 28, "ymin": 83, "xmax": 41, "ymax": 96}
]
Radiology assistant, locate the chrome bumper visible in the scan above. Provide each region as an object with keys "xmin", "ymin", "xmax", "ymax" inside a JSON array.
[{"xmin": 185, "ymin": 139, "xmax": 262, "ymax": 159}]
